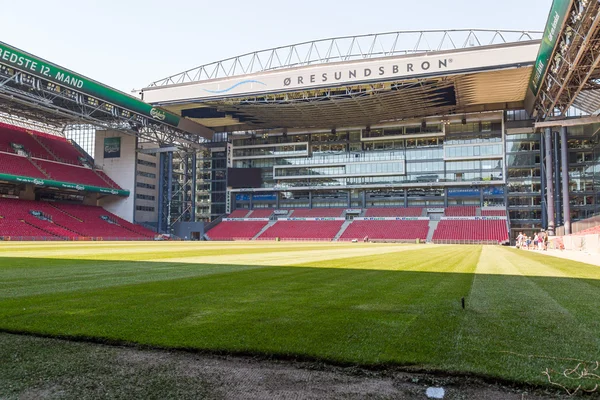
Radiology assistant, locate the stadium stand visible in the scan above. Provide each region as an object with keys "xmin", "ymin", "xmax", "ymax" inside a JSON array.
[
  {"xmin": 257, "ymin": 220, "xmax": 344, "ymax": 241},
  {"xmin": 0, "ymin": 198, "xmax": 154, "ymax": 240},
  {"xmin": 290, "ymin": 208, "xmax": 345, "ymax": 218},
  {"xmin": 205, "ymin": 220, "xmax": 268, "ymax": 240},
  {"xmin": 33, "ymin": 159, "xmax": 115, "ymax": 188},
  {"xmin": 339, "ymin": 220, "xmax": 429, "ymax": 241},
  {"xmin": 227, "ymin": 209, "xmax": 251, "ymax": 218},
  {"xmin": 444, "ymin": 206, "xmax": 477, "ymax": 216},
  {"xmin": 0, "ymin": 152, "xmax": 47, "ymax": 178},
  {"xmin": 247, "ymin": 209, "xmax": 274, "ymax": 218},
  {"xmin": 364, "ymin": 207, "xmax": 423, "ymax": 217},
  {"xmin": 432, "ymin": 219, "xmax": 509, "ymax": 243}
]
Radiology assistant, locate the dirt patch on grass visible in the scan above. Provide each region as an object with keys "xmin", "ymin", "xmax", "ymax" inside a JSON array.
[{"xmin": 0, "ymin": 333, "xmax": 568, "ymax": 400}]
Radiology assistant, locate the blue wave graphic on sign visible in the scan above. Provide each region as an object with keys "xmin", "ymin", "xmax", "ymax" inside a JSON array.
[{"xmin": 203, "ymin": 80, "xmax": 267, "ymax": 94}]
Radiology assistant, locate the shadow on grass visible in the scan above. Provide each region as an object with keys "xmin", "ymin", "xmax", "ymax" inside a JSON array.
[{"xmin": 1, "ymin": 255, "xmax": 600, "ymax": 392}]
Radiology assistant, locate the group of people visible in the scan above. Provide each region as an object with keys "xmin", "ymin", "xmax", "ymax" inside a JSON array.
[{"xmin": 516, "ymin": 231, "xmax": 549, "ymax": 250}]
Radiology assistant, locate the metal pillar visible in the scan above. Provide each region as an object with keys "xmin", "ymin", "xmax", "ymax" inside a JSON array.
[
  {"xmin": 544, "ymin": 128, "xmax": 555, "ymax": 236},
  {"xmin": 404, "ymin": 189, "xmax": 408, "ymax": 208},
  {"xmin": 191, "ymin": 152, "xmax": 197, "ymax": 221},
  {"xmin": 157, "ymin": 151, "xmax": 174, "ymax": 234},
  {"xmin": 540, "ymin": 135, "xmax": 547, "ymax": 229},
  {"xmin": 553, "ymin": 131, "xmax": 562, "ymax": 226},
  {"xmin": 480, "ymin": 187, "xmax": 484, "ymax": 207},
  {"xmin": 249, "ymin": 193, "xmax": 254, "ymax": 210},
  {"xmin": 347, "ymin": 190, "xmax": 351, "ymax": 208},
  {"xmin": 444, "ymin": 187, "xmax": 448, "ymax": 208},
  {"xmin": 561, "ymin": 127, "xmax": 571, "ymax": 234}
]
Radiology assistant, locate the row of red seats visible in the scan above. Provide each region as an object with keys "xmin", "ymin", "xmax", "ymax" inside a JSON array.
[
  {"xmin": 291, "ymin": 208, "xmax": 345, "ymax": 218},
  {"xmin": 432, "ymin": 220, "xmax": 509, "ymax": 243},
  {"xmin": 340, "ymin": 220, "xmax": 429, "ymax": 241},
  {"xmin": 247, "ymin": 209, "xmax": 273, "ymax": 218},
  {"xmin": 364, "ymin": 208, "xmax": 423, "ymax": 217}
]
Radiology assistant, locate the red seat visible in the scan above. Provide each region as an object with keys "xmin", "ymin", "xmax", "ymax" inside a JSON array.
[
  {"xmin": 33, "ymin": 159, "xmax": 113, "ymax": 188},
  {"xmin": 445, "ymin": 206, "xmax": 477, "ymax": 216}
]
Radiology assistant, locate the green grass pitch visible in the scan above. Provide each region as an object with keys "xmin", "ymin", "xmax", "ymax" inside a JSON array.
[{"xmin": 1, "ymin": 242, "xmax": 599, "ymax": 390}]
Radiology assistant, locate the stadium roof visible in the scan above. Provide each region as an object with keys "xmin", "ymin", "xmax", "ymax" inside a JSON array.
[
  {"xmin": 0, "ymin": 41, "xmax": 213, "ymax": 147},
  {"xmin": 528, "ymin": 0, "xmax": 600, "ymax": 121},
  {"xmin": 142, "ymin": 30, "xmax": 543, "ymax": 131}
]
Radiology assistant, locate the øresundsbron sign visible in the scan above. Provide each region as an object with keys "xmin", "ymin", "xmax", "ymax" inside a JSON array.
[
  {"xmin": 0, "ymin": 41, "xmax": 180, "ymax": 128},
  {"xmin": 142, "ymin": 42, "xmax": 539, "ymax": 103}
]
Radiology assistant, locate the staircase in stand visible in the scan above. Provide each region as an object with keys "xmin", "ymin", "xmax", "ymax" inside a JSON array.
[
  {"xmin": 334, "ymin": 220, "xmax": 353, "ymax": 241},
  {"xmin": 22, "ymin": 220, "xmax": 62, "ymax": 239},
  {"xmin": 252, "ymin": 220, "xmax": 277, "ymax": 240},
  {"xmin": 29, "ymin": 134, "xmax": 60, "ymax": 162},
  {"xmin": 49, "ymin": 203, "xmax": 84, "ymax": 222},
  {"xmin": 28, "ymin": 158, "xmax": 51, "ymax": 178},
  {"xmin": 426, "ymin": 220, "xmax": 439, "ymax": 243}
]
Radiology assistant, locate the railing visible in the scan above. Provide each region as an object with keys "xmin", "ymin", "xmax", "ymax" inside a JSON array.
[
  {"xmin": 148, "ymin": 29, "xmax": 542, "ymax": 87},
  {"xmin": 556, "ymin": 214, "xmax": 600, "ymax": 236},
  {"xmin": 431, "ymin": 239, "xmax": 503, "ymax": 245},
  {"xmin": 0, "ymin": 236, "xmax": 158, "ymax": 241}
]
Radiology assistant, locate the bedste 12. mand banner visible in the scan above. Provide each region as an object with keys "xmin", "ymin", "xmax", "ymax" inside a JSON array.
[
  {"xmin": 525, "ymin": 0, "xmax": 573, "ymax": 112},
  {"xmin": 0, "ymin": 41, "xmax": 181, "ymax": 128}
]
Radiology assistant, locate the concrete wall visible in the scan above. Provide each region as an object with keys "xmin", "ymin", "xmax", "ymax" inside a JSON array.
[
  {"xmin": 173, "ymin": 222, "xmax": 205, "ymax": 240},
  {"xmin": 94, "ymin": 130, "xmax": 136, "ymax": 222}
]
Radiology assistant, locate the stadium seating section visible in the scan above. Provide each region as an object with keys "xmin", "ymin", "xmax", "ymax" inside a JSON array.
[
  {"xmin": 433, "ymin": 220, "xmax": 509, "ymax": 243},
  {"xmin": 364, "ymin": 207, "xmax": 423, "ymax": 217},
  {"xmin": 0, "ymin": 123, "xmax": 124, "ymax": 191},
  {"xmin": 258, "ymin": 220, "xmax": 344, "ymax": 240},
  {"xmin": 0, "ymin": 198, "xmax": 155, "ymax": 240},
  {"xmin": 573, "ymin": 224, "xmax": 600, "ymax": 235},
  {"xmin": 208, "ymin": 206, "xmax": 510, "ymax": 243},
  {"xmin": 339, "ymin": 220, "xmax": 429, "ymax": 241},
  {"xmin": 206, "ymin": 221, "xmax": 268, "ymax": 240}
]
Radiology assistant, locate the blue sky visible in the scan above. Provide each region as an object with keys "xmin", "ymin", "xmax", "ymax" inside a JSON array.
[{"xmin": 0, "ymin": 0, "xmax": 552, "ymax": 92}]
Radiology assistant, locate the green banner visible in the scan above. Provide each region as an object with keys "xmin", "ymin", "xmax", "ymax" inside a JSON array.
[
  {"xmin": 0, "ymin": 41, "xmax": 181, "ymax": 128},
  {"xmin": 528, "ymin": 0, "xmax": 573, "ymax": 98},
  {"xmin": 104, "ymin": 137, "xmax": 121, "ymax": 159},
  {"xmin": 0, "ymin": 173, "xmax": 129, "ymax": 196}
]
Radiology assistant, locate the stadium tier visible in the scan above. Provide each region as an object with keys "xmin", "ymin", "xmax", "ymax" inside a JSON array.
[
  {"xmin": 481, "ymin": 209, "xmax": 508, "ymax": 217},
  {"xmin": 0, "ymin": 198, "xmax": 155, "ymax": 240},
  {"xmin": 339, "ymin": 220, "xmax": 429, "ymax": 242},
  {"xmin": 205, "ymin": 220, "xmax": 268, "ymax": 240},
  {"xmin": 0, "ymin": 122, "xmax": 51, "ymax": 159},
  {"xmin": 257, "ymin": 220, "xmax": 344, "ymax": 241},
  {"xmin": 432, "ymin": 220, "xmax": 509, "ymax": 244}
]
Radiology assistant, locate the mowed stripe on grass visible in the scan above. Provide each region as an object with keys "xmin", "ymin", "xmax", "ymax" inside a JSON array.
[{"xmin": 1, "ymin": 242, "xmax": 599, "ymax": 389}]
